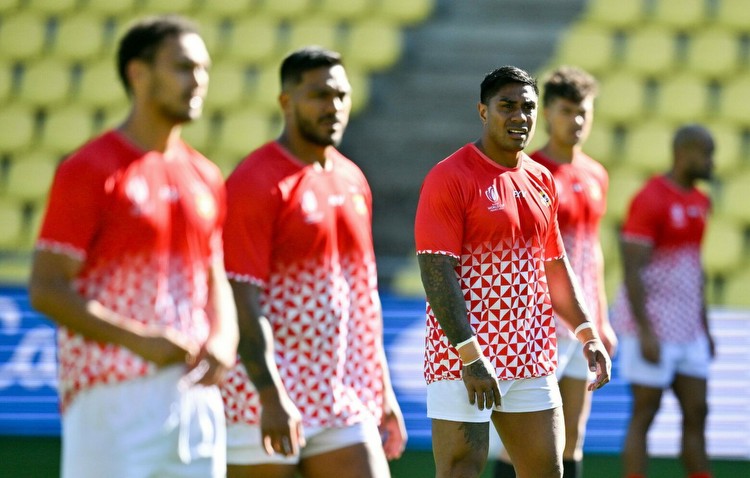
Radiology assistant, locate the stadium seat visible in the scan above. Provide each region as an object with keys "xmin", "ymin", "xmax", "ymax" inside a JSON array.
[
  {"xmin": 52, "ymin": 13, "xmax": 108, "ymax": 62},
  {"xmin": 0, "ymin": 0, "xmax": 20, "ymax": 13},
  {"xmin": 343, "ymin": 19, "xmax": 403, "ymax": 72},
  {"xmin": 582, "ymin": 0, "xmax": 644, "ymax": 29},
  {"xmin": 0, "ymin": 59, "xmax": 13, "ymax": 102},
  {"xmin": 583, "ymin": 120, "xmax": 619, "ymax": 166},
  {"xmin": 250, "ymin": 65, "xmax": 281, "ymax": 114},
  {"xmin": 26, "ymin": 0, "xmax": 77, "ymax": 15},
  {"xmin": 620, "ymin": 121, "xmax": 673, "ymax": 175},
  {"xmin": 718, "ymin": 170, "xmax": 750, "ymax": 226},
  {"xmin": 195, "ymin": 16, "xmax": 225, "ymax": 56},
  {"xmin": 0, "ymin": 103, "xmax": 37, "ymax": 153},
  {"xmin": 684, "ymin": 28, "xmax": 740, "ymax": 79},
  {"xmin": 138, "ymin": 0, "xmax": 195, "ymax": 13},
  {"xmin": 649, "ymin": 0, "xmax": 707, "ymax": 31},
  {"xmin": 704, "ymin": 123, "xmax": 743, "ymax": 179},
  {"xmin": 0, "ymin": 200, "xmax": 24, "ymax": 249},
  {"xmin": 654, "ymin": 74, "xmax": 710, "ymax": 124},
  {"xmin": 553, "ymin": 24, "xmax": 616, "ymax": 76},
  {"xmin": 85, "ymin": 0, "xmax": 137, "ymax": 15},
  {"xmin": 377, "ymin": 0, "xmax": 435, "ymax": 26},
  {"xmin": 603, "ymin": 166, "xmax": 648, "ymax": 222},
  {"xmin": 216, "ymin": 110, "xmax": 273, "ymax": 157},
  {"xmin": 17, "ymin": 58, "xmax": 73, "ymax": 107},
  {"xmin": 194, "ymin": 0, "xmax": 258, "ymax": 17},
  {"xmin": 621, "ymin": 26, "xmax": 677, "ymax": 76},
  {"xmin": 263, "ymin": 0, "xmax": 312, "ymax": 20},
  {"xmin": 4, "ymin": 155, "xmax": 57, "ymax": 203},
  {"xmin": 204, "ymin": 61, "xmax": 250, "ymax": 112},
  {"xmin": 596, "ymin": 72, "xmax": 647, "ymax": 123},
  {"xmin": 285, "ymin": 17, "xmax": 341, "ymax": 53},
  {"xmin": 714, "ymin": 0, "xmax": 750, "ymax": 33},
  {"xmin": 316, "ymin": 0, "xmax": 373, "ymax": 21},
  {"xmin": 38, "ymin": 105, "xmax": 96, "ymax": 155},
  {"xmin": 723, "ymin": 270, "xmax": 750, "ymax": 307},
  {"xmin": 703, "ymin": 216, "xmax": 745, "ymax": 277},
  {"xmin": 717, "ymin": 74, "xmax": 750, "ymax": 127},
  {"xmin": 346, "ymin": 67, "xmax": 370, "ymax": 114},
  {"xmin": 223, "ymin": 15, "xmax": 279, "ymax": 64},
  {"xmin": 76, "ymin": 59, "xmax": 128, "ymax": 109},
  {"xmin": 0, "ymin": 12, "xmax": 48, "ymax": 61}
]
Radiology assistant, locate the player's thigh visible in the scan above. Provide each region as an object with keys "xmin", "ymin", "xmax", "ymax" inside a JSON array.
[
  {"xmin": 672, "ymin": 374, "xmax": 708, "ymax": 420},
  {"xmin": 432, "ymin": 418, "xmax": 490, "ymax": 477},
  {"xmin": 491, "ymin": 407, "xmax": 563, "ymax": 478},
  {"xmin": 299, "ymin": 441, "xmax": 390, "ymax": 478},
  {"xmin": 227, "ymin": 463, "xmax": 297, "ymax": 478},
  {"xmin": 558, "ymin": 376, "xmax": 591, "ymax": 454}
]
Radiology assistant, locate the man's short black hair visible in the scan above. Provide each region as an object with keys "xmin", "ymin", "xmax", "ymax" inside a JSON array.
[
  {"xmin": 280, "ymin": 45, "xmax": 343, "ymax": 90},
  {"xmin": 480, "ymin": 65, "xmax": 538, "ymax": 104}
]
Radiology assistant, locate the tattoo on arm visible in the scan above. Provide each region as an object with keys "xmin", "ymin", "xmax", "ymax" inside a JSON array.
[{"xmin": 417, "ymin": 254, "xmax": 473, "ymax": 345}]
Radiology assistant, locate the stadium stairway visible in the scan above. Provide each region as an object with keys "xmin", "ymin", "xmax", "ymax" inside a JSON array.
[{"xmin": 338, "ymin": 0, "xmax": 588, "ymax": 284}]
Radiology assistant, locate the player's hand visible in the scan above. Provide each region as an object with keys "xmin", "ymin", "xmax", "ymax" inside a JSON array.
[
  {"xmin": 584, "ymin": 338, "xmax": 611, "ymax": 391},
  {"xmin": 638, "ymin": 328, "xmax": 660, "ymax": 364},
  {"xmin": 380, "ymin": 392, "xmax": 407, "ymax": 460},
  {"xmin": 259, "ymin": 389, "xmax": 305, "ymax": 457},
  {"xmin": 185, "ymin": 337, "xmax": 237, "ymax": 386},
  {"xmin": 461, "ymin": 357, "xmax": 501, "ymax": 410},
  {"xmin": 131, "ymin": 326, "xmax": 201, "ymax": 367}
]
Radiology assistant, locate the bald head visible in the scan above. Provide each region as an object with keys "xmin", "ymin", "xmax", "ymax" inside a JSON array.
[{"xmin": 673, "ymin": 124, "xmax": 714, "ymax": 153}]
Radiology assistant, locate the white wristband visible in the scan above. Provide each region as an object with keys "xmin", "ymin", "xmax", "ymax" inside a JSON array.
[
  {"xmin": 456, "ymin": 336, "xmax": 476, "ymax": 350},
  {"xmin": 574, "ymin": 322, "xmax": 593, "ymax": 336},
  {"xmin": 463, "ymin": 356, "xmax": 481, "ymax": 366}
]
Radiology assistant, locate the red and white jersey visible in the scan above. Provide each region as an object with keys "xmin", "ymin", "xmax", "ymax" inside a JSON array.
[
  {"xmin": 612, "ymin": 175, "xmax": 710, "ymax": 342},
  {"xmin": 37, "ymin": 130, "xmax": 226, "ymax": 412},
  {"xmin": 531, "ymin": 150, "xmax": 608, "ymax": 339},
  {"xmin": 415, "ymin": 143, "xmax": 566, "ymax": 383},
  {"xmin": 220, "ymin": 142, "xmax": 385, "ymax": 428}
]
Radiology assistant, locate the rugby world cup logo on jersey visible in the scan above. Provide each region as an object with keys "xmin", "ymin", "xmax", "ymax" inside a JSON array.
[{"xmin": 485, "ymin": 185, "xmax": 505, "ymax": 211}]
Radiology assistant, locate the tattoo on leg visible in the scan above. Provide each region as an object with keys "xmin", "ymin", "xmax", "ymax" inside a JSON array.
[{"xmin": 459, "ymin": 422, "xmax": 489, "ymax": 453}]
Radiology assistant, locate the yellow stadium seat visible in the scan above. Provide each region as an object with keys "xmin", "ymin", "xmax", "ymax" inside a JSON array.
[
  {"xmin": 138, "ymin": 0, "xmax": 195, "ymax": 13},
  {"xmin": 684, "ymin": 28, "xmax": 740, "ymax": 79},
  {"xmin": 723, "ymin": 270, "xmax": 750, "ymax": 307},
  {"xmin": 195, "ymin": 16, "xmax": 225, "ymax": 56},
  {"xmin": 622, "ymin": 26, "xmax": 677, "ymax": 76},
  {"xmin": 17, "ymin": 58, "xmax": 73, "ymax": 107},
  {"xmin": 39, "ymin": 105, "xmax": 96, "ymax": 155},
  {"xmin": 0, "ymin": 200, "xmax": 24, "ymax": 249},
  {"xmin": 224, "ymin": 15, "xmax": 279, "ymax": 64},
  {"xmin": 718, "ymin": 170, "xmax": 750, "ymax": 225},
  {"xmin": 0, "ymin": 12, "xmax": 48, "ymax": 61},
  {"xmin": 377, "ymin": 0, "xmax": 435, "ymax": 26},
  {"xmin": 216, "ymin": 110, "xmax": 272, "ymax": 157},
  {"xmin": 0, "ymin": 59, "xmax": 13, "ymax": 101},
  {"xmin": 26, "ymin": 0, "xmax": 77, "ymax": 15},
  {"xmin": 0, "ymin": 103, "xmax": 37, "ymax": 153},
  {"xmin": 714, "ymin": 0, "xmax": 750, "ymax": 33},
  {"xmin": 604, "ymin": 166, "xmax": 648, "ymax": 222},
  {"xmin": 85, "ymin": 0, "xmax": 138, "ymax": 15},
  {"xmin": 250, "ymin": 65, "xmax": 281, "ymax": 114},
  {"xmin": 346, "ymin": 66, "xmax": 370, "ymax": 114},
  {"xmin": 76, "ymin": 59, "xmax": 128, "ymax": 109},
  {"xmin": 204, "ymin": 61, "xmax": 250, "ymax": 112},
  {"xmin": 584, "ymin": 120, "xmax": 620, "ymax": 166},
  {"xmin": 704, "ymin": 122, "xmax": 742, "ymax": 179},
  {"xmin": 583, "ymin": 0, "xmax": 645, "ymax": 29},
  {"xmin": 5, "ymin": 155, "xmax": 57, "ymax": 203},
  {"xmin": 620, "ymin": 121, "xmax": 673, "ymax": 175},
  {"xmin": 654, "ymin": 74, "xmax": 710, "ymax": 124},
  {"xmin": 343, "ymin": 19, "xmax": 402, "ymax": 72},
  {"xmin": 703, "ymin": 216, "xmax": 745, "ymax": 277},
  {"xmin": 194, "ymin": 0, "xmax": 259, "ymax": 17},
  {"xmin": 553, "ymin": 25, "xmax": 616, "ymax": 76},
  {"xmin": 596, "ymin": 72, "xmax": 647, "ymax": 123},
  {"xmin": 0, "ymin": 0, "xmax": 21, "ymax": 13},
  {"xmin": 317, "ymin": 0, "xmax": 373, "ymax": 21},
  {"xmin": 52, "ymin": 13, "xmax": 108, "ymax": 62},
  {"xmin": 285, "ymin": 17, "xmax": 341, "ymax": 53},
  {"xmin": 649, "ymin": 0, "xmax": 707, "ymax": 31},
  {"xmin": 717, "ymin": 74, "xmax": 750, "ymax": 126},
  {"xmin": 263, "ymin": 0, "xmax": 312, "ymax": 20}
]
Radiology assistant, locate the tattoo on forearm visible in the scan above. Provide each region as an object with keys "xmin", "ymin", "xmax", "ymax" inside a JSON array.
[{"xmin": 418, "ymin": 254, "xmax": 472, "ymax": 345}]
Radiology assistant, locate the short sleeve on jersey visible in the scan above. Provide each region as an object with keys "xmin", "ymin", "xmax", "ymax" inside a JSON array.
[
  {"xmin": 223, "ymin": 159, "xmax": 278, "ymax": 284},
  {"xmin": 414, "ymin": 168, "xmax": 464, "ymax": 258},
  {"xmin": 38, "ymin": 155, "xmax": 106, "ymax": 257},
  {"xmin": 622, "ymin": 184, "xmax": 660, "ymax": 245}
]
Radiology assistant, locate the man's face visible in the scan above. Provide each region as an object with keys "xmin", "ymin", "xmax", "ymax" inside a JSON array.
[
  {"xmin": 479, "ymin": 83, "xmax": 538, "ymax": 153},
  {"xmin": 283, "ymin": 64, "xmax": 352, "ymax": 147},
  {"xmin": 544, "ymin": 95, "xmax": 595, "ymax": 148},
  {"xmin": 141, "ymin": 32, "xmax": 210, "ymax": 123},
  {"xmin": 684, "ymin": 135, "xmax": 715, "ymax": 181}
]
